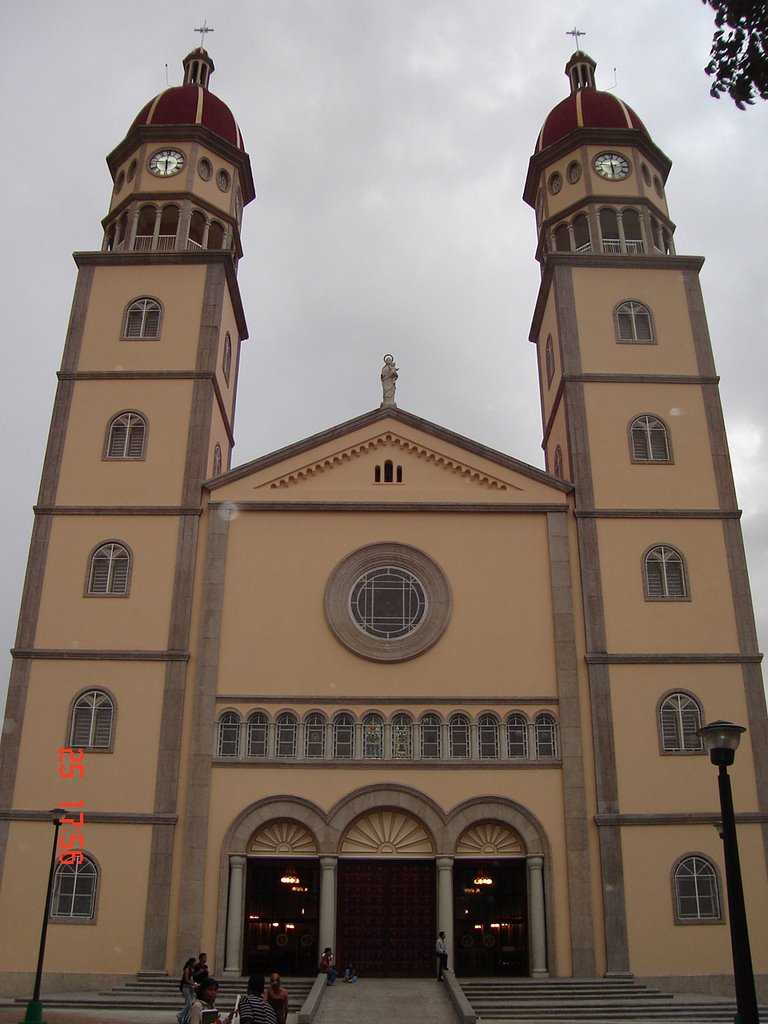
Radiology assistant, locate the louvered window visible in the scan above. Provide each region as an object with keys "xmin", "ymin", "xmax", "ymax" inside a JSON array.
[
  {"xmin": 217, "ymin": 712, "xmax": 240, "ymax": 757},
  {"xmin": 660, "ymin": 693, "xmax": 703, "ymax": 752},
  {"xmin": 506, "ymin": 714, "xmax": 528, "ymax": 758},
  {"xmin": 478, "ymin": 715, "xmax": 499, "ymax": 758},
  {"xmin": 333, "ymin": 714, "xmax": 354, "ymax": 758},
  {"xmin": 645, "ymin": 546, "xmax": 687, "ymax": 598},
  {"xmin": 674, "ymin": 856, "xmax": 721, "ymax": 920},
  {"xmin": 70, "ymin": 690, "xmax": 114, "ymax": 748},
  {"xmin": 545, "ymin": 334, "xmax": 555, "ymax": 386},
  {"xmin": 631, "ymin": 416, "xmax": 670, "ymax": 462},
  {"xmin": 362, "ymin": 714, "xmax": 383, "ymax": 759},
  {"xmin": 276, "ymin": 714, "xmax": 297, "ymax": 758},
  {"xmin": 87, "ymin": 543, "xmax": 130, "ymax": 595},
  {"xmin": 123, "ymin": 298, "xmax": 162, "ymax": 339},
  {"xmin": 534, "ymin": 714, "xmax": 558, "ymax": 758},
  {"xmin": 51, "ymin": 855, "xmax": 97, "ymax": 920},
  {"xmin": 106, "ymin": 412, "xmax": 146, "ymax": 459},
  {"xmin": 247, "ymin": 713, "xmax": 268, "ymax": 758},
  {"xmin": 223, "ymin": 332, "xmax": 232, "ymax": 384},
  {"xmin": 420, "ymin": 715, "xmax": 441, "ymax": 758},
  {"xmin": 304, "ymin": 714, "xmax": 327, "ymax": 758},
  {"xmin": 449, "ymin": 715, "xmax": 470, "ymax": 759},
  {"xmin": 616, "ymin": 300, "xmax": 653, "ymax": 342}
]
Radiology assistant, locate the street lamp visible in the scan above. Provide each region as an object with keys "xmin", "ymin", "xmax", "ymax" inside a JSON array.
[
  {"xmin": 697, "ymin": 720, "xmax": 758, "ymax": 1024},
  {"xmin": 21, "ymin": 809, "xmax": 62, "ymax": 1024}
]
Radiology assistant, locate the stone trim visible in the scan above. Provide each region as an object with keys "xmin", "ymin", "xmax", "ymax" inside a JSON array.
[
  {"xmin": 207, "ymin": 501, "xmax": 570, "ymax": 513},
  {"xmin": 586, "ymin": 652, "xmax": 761, "ymax": 665},
  {"xmin": 546, "ymin": 510, "xmax": 595, "ymax": 976},
  {"xmin": 1, "ymin": 809, "xmax": 176, "ymax": 824},
  {"xmin": 575, "ymin": 509, "xmax": 740, "ymax": 520},
  {"xmin": 175, "ymin": 511, "xmax": 230, "ymax": 964},
  {"xmin": 209, "ymin": 758, "xmax": 562, "ymax": 771},
  {"xmin": 11, "ymin": 649, "xmax": 190, "ymax": 661},
  {"xmin": 214, "ymin": 694, "xmax": 559, "ymax": 705},
  {"xmin": 595, "ymin": 812, "xmax": 768, "ymax": 826},
  {"xmin": 34, "ymin": 506, "xmax": 203, "ymax": 516},
  {"xmin": 565, "ymin": 373, "xmax": 719, "ymax": 385}
]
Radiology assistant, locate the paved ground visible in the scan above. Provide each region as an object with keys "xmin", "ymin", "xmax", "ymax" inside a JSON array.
[{"xmin": 314, "ymin": 977, "xmax": 454, "ymax": 1024}]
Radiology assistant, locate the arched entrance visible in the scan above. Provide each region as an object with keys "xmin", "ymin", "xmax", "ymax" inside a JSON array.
[{"xmin": 336, "ymin": 809, "xmax": 436, "ymax": 976}]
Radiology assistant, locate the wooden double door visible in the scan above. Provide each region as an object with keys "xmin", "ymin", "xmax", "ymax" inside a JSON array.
[{"xmin": 336, "ymin": 859, "xmax": 436, "ymax": 976}]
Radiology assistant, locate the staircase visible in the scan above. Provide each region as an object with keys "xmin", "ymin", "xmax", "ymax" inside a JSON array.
[
  {"xmin": 14, "ymin": 975, "xmax": 315, "ymax": 1012},
  {"xmin": 459, "ymin": 978, "xmax": 767, "ymax": 1022}
]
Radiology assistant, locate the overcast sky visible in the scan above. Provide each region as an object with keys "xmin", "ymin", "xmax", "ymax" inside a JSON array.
[{"xmin": 1, "ymin": 1, "xmax": 767, "ymax": 715}]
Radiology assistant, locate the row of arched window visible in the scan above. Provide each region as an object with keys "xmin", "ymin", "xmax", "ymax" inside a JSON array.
[
  {"xmin": 47, "ymin": 848, "xmax": 720, "ymax": 924},
  {"xmin": 105, "ymin": 204, "xmax": 233, "ymax": 254},
  {"xmin": 545, "ymin": 301, "xmax": 655, "ymax": 388},
  {"xmin": 551, "ymin": 413, "xmax": 671, "ymax": 480},
  {"xmin": 550, "ymin": 208, "xmax": 673, "ymax": 257},
  {"xmin": 103, "ymin": 412, "xmax": 223, "ymax": 476},
  {"xmin": 215, "ymin": 710, "xmax": 559, "ymax": 761},
  {"xmin": 79, "ymin": 540, "xmax": 690, "ymax": 600}
]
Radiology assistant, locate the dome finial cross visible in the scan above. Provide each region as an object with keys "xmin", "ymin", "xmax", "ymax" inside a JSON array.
[
  {"xmin": 194, "ymin": 21, "xmax": 214, "ymax": 46},
  {"xmin": 566, "ymin": 27, "xmax": 586, "ymax": 50}
]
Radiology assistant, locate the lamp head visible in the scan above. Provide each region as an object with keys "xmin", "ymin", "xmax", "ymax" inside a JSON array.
[{"xmin": 696, "ymin": 720, "xmax": 745, "ymax": 767}]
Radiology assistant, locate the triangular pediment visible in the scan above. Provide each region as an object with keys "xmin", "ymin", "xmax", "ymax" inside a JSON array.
[{"xmin": 209, "ymin": 407, "xmax": 570, "ymax": 507}]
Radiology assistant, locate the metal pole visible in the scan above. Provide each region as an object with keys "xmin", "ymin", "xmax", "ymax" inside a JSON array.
[
  {"xmin": 22, "ymin": 815, "xmax": 61, "ymax": 1024},
  {"xmin": 717, "ymin": 764, "xmax": 758, "ymax": 1024}
]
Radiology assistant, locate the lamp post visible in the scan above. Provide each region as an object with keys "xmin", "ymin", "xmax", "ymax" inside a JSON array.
[
  {"xmin": 22, "ymin": 809, "xmax": 62, "ymax": 1024},
  {"xmin": 697, "ymin": 720, "xmax": 758, "ymax": 1024}
]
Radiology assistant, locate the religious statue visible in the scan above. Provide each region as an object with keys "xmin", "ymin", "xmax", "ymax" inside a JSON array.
[{"xmin": 380, "ymin": 354, "xmax": 398, "ymax": 407}]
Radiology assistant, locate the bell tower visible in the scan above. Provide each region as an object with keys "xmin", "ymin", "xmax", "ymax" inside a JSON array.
[
  {"xmin": 0, "ymin": 47, "xmax": 254, "ymax": 973},
  {"xmin": 524, "ymin": 53, "xmax": 768, "ymax": 977}
]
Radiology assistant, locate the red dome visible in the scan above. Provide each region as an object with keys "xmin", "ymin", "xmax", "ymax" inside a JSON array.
[
  {"xmin": 536, "ymin": 87, "xmax": 648, "ymax": 152},
  {"xmin": 132, "ymin": 84, "xmax": 245, "ymax": 150}
]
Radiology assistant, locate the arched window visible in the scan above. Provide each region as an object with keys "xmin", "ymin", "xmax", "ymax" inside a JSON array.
[
  {"xmin": 158, "ymin": 205, "xmax": 179, "ymax": 250},
  {"xmin": 573, "ymin": 213, "xmax": 591, "ymax": 253},
  {"xmin": 553, "ymin": 445, "xmax": 564, "ymax": 479},
  {"xmin": 420, "ymin": 714, "xmax": 442, "ymax": 759},
  {"xmin": 70, "ymin": 690, "xmax": 114, "ymax": 749},
  {"xmin": 106, "ymin": 412, "xmax": 146, "ymax": 459},
  {"xmin": 553, "ymin": 223, "xmax": 570, "ymax": 252},
  {"xmin": 189, "ymin": 210, "xmax": 206, "ymax": 250},
  {"xmin": 247, "ymin": 712, "xmax": 268, "ymax": 758},
  {"xmin": 616, "ymin": 300, "xmax": 654, "ymax": 343},
  {"xmin": 449, "ymin": 714, "xmax": 470, "ymax": 759},
  {"xmin": 333, "ymin": 713, "xmax": 355, "ymax": 759},
  {"xmin": 87, "ymin": 542, "xmax": 130, "ymax": 595},
  {"xmin": 134, "ymin": 205, "xmax": 156, "ymax": 251},
  {"xmin": 622, "ymin": 208, "xmax": 644, "ymax": 253},
  {"xmin": 534, "ymin": 713, "xmax": 558, "ymax": 758},
  {"xmin": 123, "ymin": 298, "xmax": 162, "ymax": 339},
  {"xmin": 276, "ymin": 713, "xmax": 297, "ymax": 758},
  {"xmin": 630, "ymin": 415, "xmax": 670, "ymax": 462},
  {"xmin": 222, "ymin": 332, "xmax": 232, "ymax": 385},
  {"xmin": 478, "ymin": 714, "xmax": 499, "ymax": 759},
  {"xmin": 51, "ymin": 854, "xmax": 98, "ymax": 920},
  {"xmin": 599, "ymin": 208, "xmax": 620, "ymax": 253},
  {"xmin": 362, "ymin": 713, "xmax": 383, "ymax": 759},
  {"xmin": 673, "ymin": 855, "xmax": 721, "ymax": 921},
  {"xmin": 506, "ymin": 713, "xmax": 528, "ymax": 758},
  {"xmin": 217, "ymin": 712, "xmax": 240, "ymax": 757},
  {"xmin": 659, "ymin": 693, "xmax": 704, "ymax": 752},
  {"xmin": 645, "ymin": 545, "xmax": 688, "ymax": 599},
  {"xmin": 213, "ymin": 444, "xmax": 223, "ymax": 476},
  {"xmin": 545, "ymin": 334, "xmax": 555, "ymax": 386},
  {"xmin": 392, "ymin": 714, "xmax": 412, "ymax": 759},
  {"xmin": 304, "ymin": 713, "xmax": 327, "ymax": 758},
  {"xmin": 209, "ymin": 221, "xmax": 225, "ymax": 249}
]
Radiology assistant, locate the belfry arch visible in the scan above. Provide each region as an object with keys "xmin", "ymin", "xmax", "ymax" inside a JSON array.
[{"xmin": 216, "ymin": 789, "xmax": 552, "ymax": 978}]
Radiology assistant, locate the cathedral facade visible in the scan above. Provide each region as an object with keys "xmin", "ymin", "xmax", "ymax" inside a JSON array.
[{"xmin": 0, "ymin": 45, "xmax": 766, "ymax": 998}]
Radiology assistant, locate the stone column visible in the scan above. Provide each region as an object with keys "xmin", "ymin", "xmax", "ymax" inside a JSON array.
[
  {"xmin": 436, "ymin": 856, "xmax": 454, "ymax": 970},
  {"xmin": 527, "ymin": 855, "xmax": 548, "ymax": 977},
  {"xmin": 224, "ymin": 855, "xmax": 247, "ymax": 973},
  {"xmin": 319, "ymin": 856, "xmax": 338, "ymax": 953}
]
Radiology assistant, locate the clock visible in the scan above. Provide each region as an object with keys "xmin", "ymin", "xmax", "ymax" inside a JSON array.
[
  {"xmin": 593, "ymin": 152, "xmax": 630, "ymax": 180},
  {"xmin": 149, "ymin": 149, "xmax": 185, "ymax": 177},
  {"xmin": 548, "ymin": 172, "xmax": 562, "ymax": 195}
]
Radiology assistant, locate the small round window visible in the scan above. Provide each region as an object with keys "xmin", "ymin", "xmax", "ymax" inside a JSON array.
[{"xmin": 326, "ymin": 543, "xmax": 451, "ymax": 662}]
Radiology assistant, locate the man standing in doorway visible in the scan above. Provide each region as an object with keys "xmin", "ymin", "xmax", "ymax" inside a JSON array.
[{"xmin": 436, "ymin": 931, "xmax": 448, "ymax": 981}]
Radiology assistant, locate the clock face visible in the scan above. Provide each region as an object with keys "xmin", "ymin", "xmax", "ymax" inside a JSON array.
[
  {"xmin": 594, "ymin": 152, "xmax": 630, "ymax": 180},
  {"xmin": 149, "ymin": 149, "xmax": 185, "ymax": 177}
]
